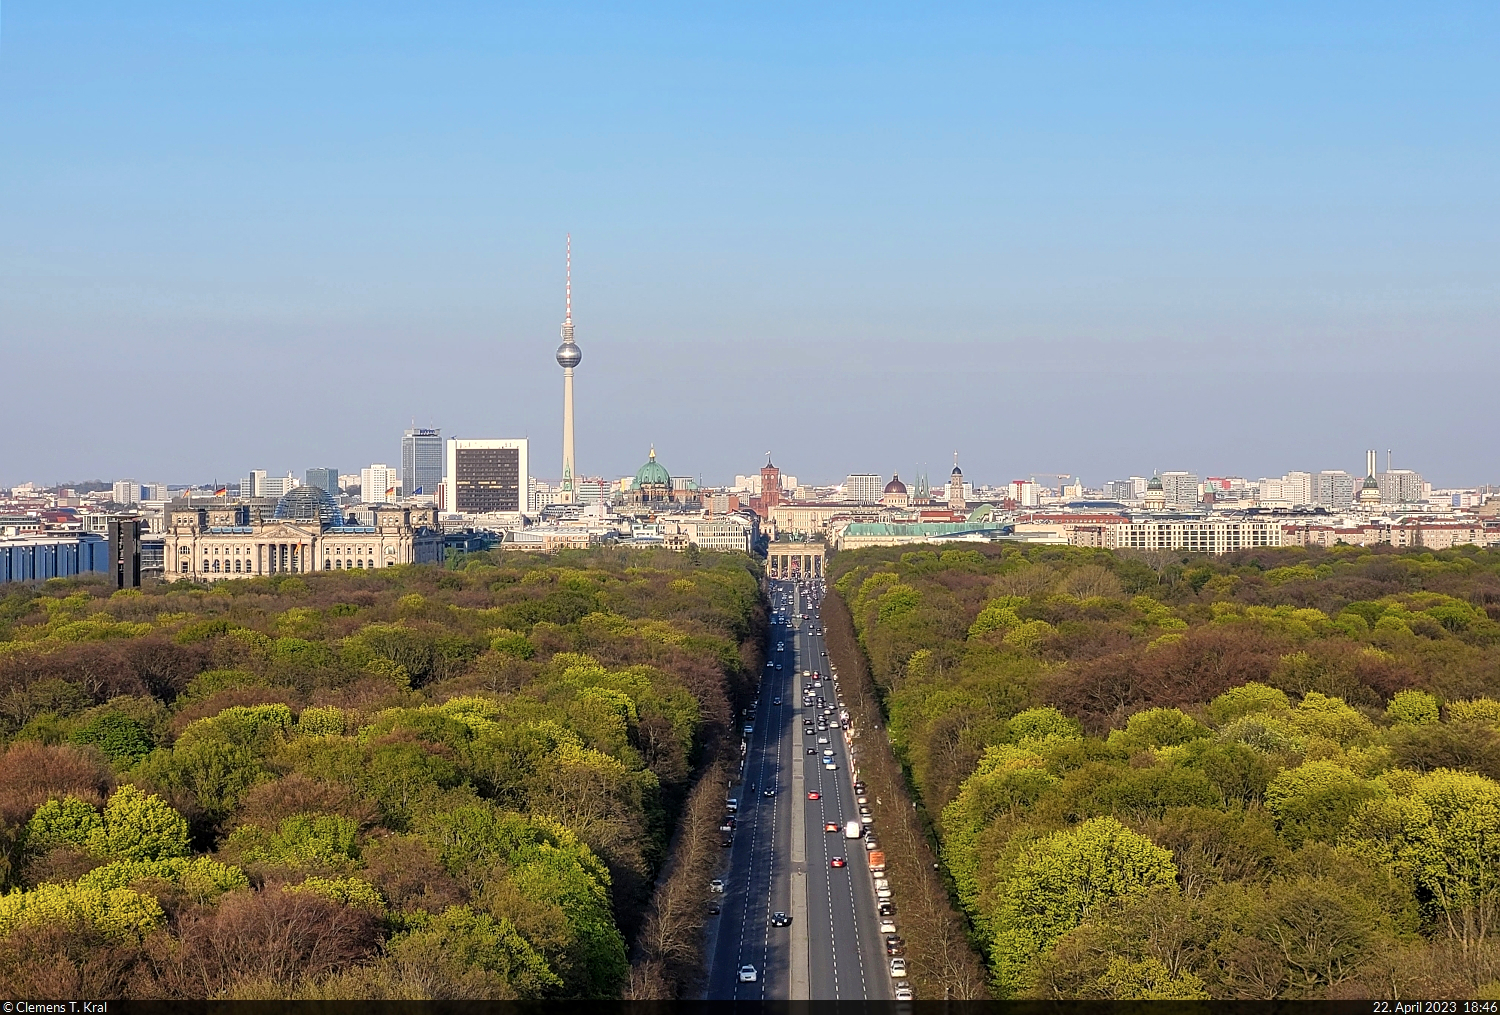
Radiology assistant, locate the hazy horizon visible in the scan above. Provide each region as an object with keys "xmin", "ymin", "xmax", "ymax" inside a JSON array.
[{"xmin": 3, "ymin": 3, "xmax": 1497, "ymax": 490}]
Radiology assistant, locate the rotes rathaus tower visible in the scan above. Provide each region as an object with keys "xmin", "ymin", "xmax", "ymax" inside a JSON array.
[{"xmin": 555, "ymin": 235, "xmax": 582, "ymax": 502}]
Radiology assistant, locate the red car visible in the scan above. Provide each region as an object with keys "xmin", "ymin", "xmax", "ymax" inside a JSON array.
[
  {"xmin": 830, "ymin": 857, "xmax": 846, "ymax": 868},
  {"xmin": 807, "ymin": 791, "xmax": 820, "ymax": 800},
  {"xmin": 824, "ymin": 822, "xmax": 840, "ymax": 833}
]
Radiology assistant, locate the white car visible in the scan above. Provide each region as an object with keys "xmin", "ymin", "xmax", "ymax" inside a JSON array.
[
  {"xmin": 817, "ymin": 736, "xmax": 829, "ymax": 744},
  {"xmin": 709, "ymin": 879, "xmax": 725, "ymax": 893},
  {"xmin": 739, "ymin": 964, "xmax": 758, "ymax": 982},
  {"xmin": 890, "ymin": 958, "xmax": 907, "ymax": 976},
  {"xmin": 880, "ymin": 918, "xmax": 897, "ymax": 934},
  {"xmin": 895, "ymin": 987, "xmax": 914, "ymax": 1000}
]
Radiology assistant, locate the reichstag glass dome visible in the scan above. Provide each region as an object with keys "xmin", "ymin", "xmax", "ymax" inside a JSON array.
[{"xmin": 272, "ymin": 485, "xmax": 346, "ymax": 528}]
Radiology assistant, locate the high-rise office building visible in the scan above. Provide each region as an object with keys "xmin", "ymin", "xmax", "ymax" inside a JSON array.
[
  {"xmin": 1160, "ymin": 471, "xmax": 1201, "ymax": 508},
  {"xmin": 112, "ymin": 480, "xmax": 141, "ymax": 505},
  {"xmin": 444, "ymin": 439, "xmax": 529, "ymax": 515},
  {"xmin": 555, "ymin": 236, "xmax": 582, "ymax": 503},
  {"xmin": 1378, "ymin": 470, "xmax": 1424, "ymax": 504},
  {"xmin": 305, "ymin": 468, "xmax": 340, "ymax": 495},
  {"xmin": 401, "ymin": 428, "xmax": 443, "ymax": 500},
  {"xmin": 1315, "ymin": 471, "xmax": 1357, "ymax": 510},
  {"xmin": 260, "ymin": 474, "xmax": 297, "ymax": 499},
  {"xmin": 240, "ymin": 470, "xmax": 267, "ymax": 499},
  {"xmin": 845, "ymin": 474, "xmax": 882, "ymax": 504},
  {"xmin": 361, "ymin": 465, "xmax": 399, "ymax": 504}
]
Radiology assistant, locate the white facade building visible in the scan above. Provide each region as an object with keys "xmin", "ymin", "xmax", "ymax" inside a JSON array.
[
  {"xmin": 1159, "ymin": 471, "xmax": 1201, "ymax": 508},
  {"xmin": 1109, "ymin": 519, "xmax": 1282, "ymax": 554},
  {"xmin": 361, "ymin": 465, "xmax": 399, "ymax": 504},
  {"xmin": 845, "ymin": 474, "xmax": 883, "ymax": 504}
]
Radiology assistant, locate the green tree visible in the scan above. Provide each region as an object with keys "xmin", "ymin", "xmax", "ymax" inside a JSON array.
[
  {"xmin": 67, "ymin": 713, "xmax": 152, "ymax": 764},
  {"xmin": 1345, "ymin": 768, "xmax": 1500, "ymax": 948},
  {"xmin": 1387, "ymin": 689, "xmax": 1440, "ymax": 726},
  {"xmin": 1265, "ymin": 761, "xmax": 1382, "ymax": 847},
  {"xmin": 991, "ymin": 816, "xmax": 1178, "ymax": 995},
  {"xmin": 25, "ymin": 796, "xmax": 102, "ymax": 852},
  {"xmin": 90, "ymin": 785, "xmax": 190, "ymax": 861},
  {"xmin": 386, "ymin": 904, "xmax": 562, "ymax": 998}
]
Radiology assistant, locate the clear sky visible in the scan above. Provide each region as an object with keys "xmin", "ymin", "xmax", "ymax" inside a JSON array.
[{"xmin": 2, "ymin": 2, "xmax": 1497, "ymax": 490}]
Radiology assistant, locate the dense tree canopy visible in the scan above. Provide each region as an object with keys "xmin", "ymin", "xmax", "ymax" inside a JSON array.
[
  {"xmin": 833, "ymin": 541, "xmax": 1500, "ymax": 998},
  {"xmin": 0, "ymin": 547, "xmax": 762, "ymax": 997}
]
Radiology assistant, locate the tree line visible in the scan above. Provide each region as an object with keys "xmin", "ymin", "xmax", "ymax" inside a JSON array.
[
  {"xmin": 832, "ymin": 541, "xmax": 1500, "ymax": 999},
  {"xmin": 0, "ymin": 547, "xmax": 763, "ymax": 997}
]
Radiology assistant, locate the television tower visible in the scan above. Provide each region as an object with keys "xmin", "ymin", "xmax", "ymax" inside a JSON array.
[{"xmin": 555, "ymin": 235, "xmax": 582, "ymax": 502}]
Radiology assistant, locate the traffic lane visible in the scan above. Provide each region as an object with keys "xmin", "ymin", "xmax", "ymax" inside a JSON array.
[
  {"xmin": 754, "ymin": 625, "xmax": 795, "ymax": 996},
  {"xmin": 810, "ymin": 712, "xmax": 869, "ymax": 999},
  {"xmin": 802, "ymin": 625, "xmax": 887, "ymax": 1001},
  {"xmin": 805, "ymin": 749, "xmax": 841, "ymax": 997},
  {"xmin": 712, "ymin": 628, "xmax": 790, "ymax": 998},
  {"xmin": 761, "ymin": 651, "xmax": 793, "ymax": 998}
]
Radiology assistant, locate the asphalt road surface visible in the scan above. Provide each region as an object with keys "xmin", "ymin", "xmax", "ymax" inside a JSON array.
[{"xmin": 705, "ymin": 578, "xmax": 893, "ymax": 1000}]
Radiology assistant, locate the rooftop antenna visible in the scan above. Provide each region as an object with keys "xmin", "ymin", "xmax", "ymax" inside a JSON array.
[{"xmin": 565, "ymin": 233, "xmax": 572, "ymax": 329}]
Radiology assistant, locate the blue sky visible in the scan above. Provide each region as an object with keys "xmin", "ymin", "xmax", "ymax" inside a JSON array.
[{"xmin": 2, "ymin": 2, "xmax": 1496, "ymax": 489}]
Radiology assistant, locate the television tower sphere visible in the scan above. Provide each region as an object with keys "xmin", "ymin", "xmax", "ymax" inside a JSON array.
[{"xmin": 556, "ymin": 341, "xmax": 582, "ymax": 368}]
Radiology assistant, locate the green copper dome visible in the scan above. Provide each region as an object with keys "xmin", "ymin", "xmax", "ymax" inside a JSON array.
[
  {"xmin": 632, "ymin": 446, "xmax": 671, "ymax": 489},
  {"xmin": 1147, "ymin": 474, "xmax": 1164, "ymax": 491}
]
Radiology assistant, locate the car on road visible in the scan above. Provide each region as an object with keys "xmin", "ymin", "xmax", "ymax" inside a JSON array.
[
  {"xmin": 821, "ymin": 650, "xmax": 827, "ymax": 656},
  {"xmin": 738, "ymin": 964, "xmax": 758, "ymax": 983},
  {"xmin": 765, "ymin": 660, "xmax": 773, "ymax": 668},
  {"xmin": 859, "ymin": 805, "xmax": 871, "ymax": 815},
  {"xmin": 824, "ymin": 761, "xmax": 838, "ymax": 770},
  {"xmin": 823, "ymin": 749, "xmax": 835, "ymax": 758},
  {"xmin": 865, "ymin": 838, "xmax": 878, "ymax": 851},
  {"xmin": 817, "ymin": 736, "xmax": 829, "ymax": 744},
  {"xmin": 890, "ymin": 958, "xmax": 907, "ymax": 976},
  {"xmin": 860, "ymin": 814, "xmax": 873, "ymax": 824},
  {"xmin": 776, "ymin": 663, "xmax": 782, "ymax": 669},
  {"xmin": 763, "ymin": 788, "xmax": 775, "ymax": 797},
  {"xmin": 770, "ymin": 912, "xmax": 792, "ymax": 927},
  {"xmin": 830, "ymin": 856, "xmax": 846, "ymax": 868},
  {"xmin": 709, "ymin": 879, "xmax": 724, "ymax": 893},
  {"xmin": 880, "ymin": 919, "xmax": 897, "ymax": 935},
  {"xmin": 879, "ymin": 902, "xmax": 896, "ymax": 916},
  {"xmin": 894, "ymin": 986, "xmax": 913, "ymax": 1000},
  {"xmin": 886, "ymin": 936, "xmax": 905, "ymax": 956},
  {"xmin": 772, "ymin": 697, "xmax": 781, "ymax": 705},
  {"xmin": 824, "ymin": 822, "xmax": 840, "ymax": 833},
  {"xmin": 854, "ymin": 781, "xmax": 867, "ymax": 793},
  {"xmin": 807, "ymin": 791, "xmax": 820, "ymax": 800},
  {"xmin": 806, "ymin": 747, "xmax": 816, "ymax": 755}
]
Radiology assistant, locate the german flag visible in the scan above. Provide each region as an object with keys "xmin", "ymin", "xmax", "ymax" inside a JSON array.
[{"xmin": 214, "ymin": 486, "xmax": 227, "ymax": 496}]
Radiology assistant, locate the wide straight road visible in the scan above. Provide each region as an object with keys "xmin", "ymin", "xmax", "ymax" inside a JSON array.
[{"xmin": 705, "ymin": 577, "xmax": 894, "ymax": 1000}]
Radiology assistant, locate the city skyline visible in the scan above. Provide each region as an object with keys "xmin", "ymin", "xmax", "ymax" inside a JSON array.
[{"xmin": 3, "ymin": 4, "xmax": 1498, "ymax": 487}]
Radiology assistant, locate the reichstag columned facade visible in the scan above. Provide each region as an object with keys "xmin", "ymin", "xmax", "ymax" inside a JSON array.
[{"xmin": 163, "ymin": 487, "xmax": 443, "ymax": 582}]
